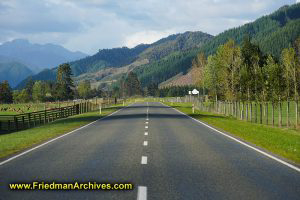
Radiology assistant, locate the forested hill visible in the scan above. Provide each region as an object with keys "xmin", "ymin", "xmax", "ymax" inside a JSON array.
[
  {"xmin": 139, "ymin": 31, "xmax": 213, "ymax": 62},
  {"xmin": 69, "ymin": 31, "xmax": 212, "ymax": 76},
  {"xmin": 70, "ymin": 44, "xmax": 150, "ymax": 76},
  {"xmin": 200, "ymin": 3, "xmax": 300, "ymax": 58},
  {"xmin": 134, "ymin": 3, "xmax": 300, "ymax": 87},
  {"xmin": 15, "ymin": 3, "xmax": 300, "ymax": 89},
  {"xmin": 15, "ymin": 31, "xmax": 213, "ymax": 88}
]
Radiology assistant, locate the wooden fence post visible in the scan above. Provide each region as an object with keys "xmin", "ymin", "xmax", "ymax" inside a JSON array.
[
  {"xmin": 272, "ymin": 102, "xmax": 274, "ymax": 127},
  {"xmin": 14, "ymin": 116, "xmax": 18, "ymax": 131},
  {"xmin": 255, "ymin": 103, "xmax": 257, "ymax": 123},
  {"xmin": 242, "ymin": 102, "xmax": 245, "ymax": 120},
  {"xmin": 266, "ymin": 102, "xmax": 268, "ymax": 125},
  {"xmin": 260, "ymin": 103, "xmax": 262, "ymax": 124},
  {"xmin": 296, "ymin": 100, "xmax": 298, "ymax": 129},
  {"xmin": 7, "ymin": 120, "xmax": 10, "ymax": 132},
  {"xmin": 44, "ymin": 107, "xmax": 46, "ymax": 124},
  {"xmin": 250, "ymin": 103, "xmax": 252, "ymax": 122},
  {"xmin": 79, "ymin": 101, "xmax": 81, "ymax": 114},
  {"xmin": 28, "ymin": 113, "xmax": 31, "ymax": 128},
  {"xmin": 33, "ymin": 114, "xmax": 36, "ymax": 127},
  {"xmin": 246, "ymin": 102, "xmax": 248, "ymax": 121},
  {"xmin": 287, "ymin": 100, "xmax": 290, "ymax": 128},
  {"xmin": 22, "ymin": 116, "xmax": 25, "ymax": 128},
  {"xmin": 279, "ymin": 100, "xmax": 282, "ymax": 128}
]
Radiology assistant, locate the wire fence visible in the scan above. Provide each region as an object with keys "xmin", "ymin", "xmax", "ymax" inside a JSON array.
[{"xmin": 167, "ymin": 96, "xmax": 299, "ymax": 129}]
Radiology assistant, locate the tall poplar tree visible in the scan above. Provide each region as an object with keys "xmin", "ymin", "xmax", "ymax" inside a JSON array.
[
  {"xmin": 32, "ymin": 81, "xmax": 46, "ymax": 102},
  {"xmin": 204, "ymin": 55, "xmax": 223, "ymax": 102},
  {"xmin": 192, "ymin": 52, "xmax": 207, "ymax": 96}
]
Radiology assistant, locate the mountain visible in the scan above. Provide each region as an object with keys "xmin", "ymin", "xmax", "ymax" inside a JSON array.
[
  {"xmin": 70, "ymin": 31, "xmax": 212, "ymax": 76},
  {"xmin": 200, "ymin": 3, "xmax": 300, "ymax": 58},
  {"xmin": 70, "ymin": 44, "xmax": 150, "ymax": 76},
  {"xmin": 16, "ymin": 31, "xmax": 213, "ymax": 88},
  {"xmin": 134, "ymin": 3, "xmax": 300, "ymax": 87},
  {"xmin": 15, "ymin": 3, "xmax": 300, "ymax": 90},
  {"xmin": 139, "ymin": 31, "xmax": 213, "ymax": 61},
  {"xmin": 0, "ymin": 62, "xmax": 33, "ymax": 87},
  {"xmin": 0, "ymin": 39, "xmax": 88, "ymax": 73}
]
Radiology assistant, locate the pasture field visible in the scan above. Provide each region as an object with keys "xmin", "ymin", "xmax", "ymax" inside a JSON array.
[
  {"xmin": 0, "ymin": 98, "xmax": 118, "ymax": 115},
  {"xmin": 0, "ymin": 102, "xmax": 75, "ymax": 115}
]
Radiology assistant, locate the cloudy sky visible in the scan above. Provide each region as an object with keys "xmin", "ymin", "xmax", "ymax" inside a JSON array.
[{"xmin": 0, "ymin": 0, "xmax": 298, "ymax": 54}]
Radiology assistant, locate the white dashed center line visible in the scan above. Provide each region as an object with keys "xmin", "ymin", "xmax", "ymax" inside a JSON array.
[
  {"xmin": 141, "ymin": 156, "xmax": 148, "ymax": 164},
  {"xmin": 137, "ymin": 103, "xmax": 149, "ymax": 200},
  {"xmin": 137, "ymin": 186, "xmax": 147, "ymax": 200}
]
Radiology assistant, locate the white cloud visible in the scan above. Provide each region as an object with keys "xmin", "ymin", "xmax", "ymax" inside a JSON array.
[
  {"xmin": 0, "ymin": 0, "xmax": 297, "ymax": 54},
  {"xmin": 124, "ymin": 30, "xmax": 176, "ymax": 48}
]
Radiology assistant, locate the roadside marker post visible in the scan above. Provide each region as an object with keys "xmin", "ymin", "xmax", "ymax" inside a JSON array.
[{"xmin": 99, "ymin": 103, "xmax": 102, "ymax": 114}]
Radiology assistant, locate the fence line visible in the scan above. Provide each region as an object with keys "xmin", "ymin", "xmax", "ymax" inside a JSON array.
[
  {"xmin": 167, "ymin": 96, "xmax": 299, "ymax": 129},
  {"xmin": 0, "ymin": 98, "xmax": 123, "ymax": 134}
]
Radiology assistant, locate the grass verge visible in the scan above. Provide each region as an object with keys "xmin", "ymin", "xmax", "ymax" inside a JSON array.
[
  {"xmin": 0, "ymin": 106, "xmax": 122, "ymax": 159},
  {"xmin": 166, "ymin": 102, "xmax": 300, "ymax": 164}
]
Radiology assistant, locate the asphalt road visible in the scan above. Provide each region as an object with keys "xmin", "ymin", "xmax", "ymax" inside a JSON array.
[{"xmin": 0, "ymin": 102, "xmax": 299, "ymax": 200}]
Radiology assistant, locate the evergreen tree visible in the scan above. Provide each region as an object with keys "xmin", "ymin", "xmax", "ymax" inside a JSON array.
[
  {"xmin": 147, "ymin": 83, "xmax": 159, "ymax": 96},
  {"xmin": 124, "ymin": 72, "xmax": 142, "ymax": 97},
  {"xmin": 241, "ymin": 36, "xmax": 264, "ymax": 101},
  {"xmin": 0, "ymin": 80, "xmax": 13, "ymax": 103},
  {"xmin": 56, "ymin": 63, "xmax": 74, "ymax": 100}
]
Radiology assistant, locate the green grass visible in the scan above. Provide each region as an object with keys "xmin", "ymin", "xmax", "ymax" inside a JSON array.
[
  {"xmin": 0, "ymin": 98, "xmax": 120, "ymax": 115},
  {"xmin": 0, "ymin": 106, "xmax": 122, "ymax": 159},
  {"xmin": 0, "ymin": 102, "xmax": 76, "ymax": 115},
  {"xmin": 166, "ymin": 102, "xmax": 300, "ymax": 164}
]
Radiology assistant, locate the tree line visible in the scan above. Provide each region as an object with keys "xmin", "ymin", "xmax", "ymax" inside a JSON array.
[
  {"xmin": 0, "ymin": 63, "xmax": 104, "ymax": 103},
  {"xmin": 192, "ymin": 36, "xmax": 300, "ymax": 127},
  {"xmin": 193, "ymin": 36, "xmax": 300, "ymax": 103}
]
